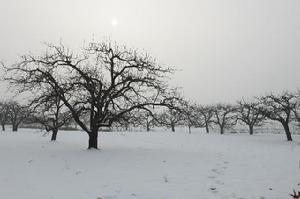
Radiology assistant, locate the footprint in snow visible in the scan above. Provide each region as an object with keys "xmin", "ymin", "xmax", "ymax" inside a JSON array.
[
  {"xmin": 208, "ymin": 175, "xmax": 216, "ymax": 179},
  {"xmin": 209, "ymin": 187, "xmax": 218, "ymax": 193},
  {"xmin": 97, "ymin": 196, "xmax": 118, "ymax": 199},
  {"xmin": 211, "ymin": 168, "xmax": 222, "ymax": 175}
]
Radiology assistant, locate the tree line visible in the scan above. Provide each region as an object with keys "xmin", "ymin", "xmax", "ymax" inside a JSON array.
[{"xmin": 1, "ymin": 40, "xmax": 299, "ymax": 149}]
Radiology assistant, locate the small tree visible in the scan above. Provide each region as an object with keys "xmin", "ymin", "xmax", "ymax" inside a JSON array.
[
  {"xmin": 212, "ymin": 104, "xmax": 237, "ymax": 134},
  {"xmin": 181, "ymin": 101, "xmax": 205, "ymax": 134},
  {"xmin": 237, "ymin": 100, "xmax": 265, "ymax": 135},
  {"xmin": 293, "ymin": 91, "xmax": 300, "ymax": 128},
  {"xmin": 7, "ymin": 101, "xmax": 29, "ymax": 131},
  {"xmin": 30, "ymin": 92, "xmax": 72, "ymax": 141},
  {"xmin": 134, "ymin": 111, "xmax": 158, "ymax": 132},
  {"xmin": 197, "ymin": 105, "xmax": 214, "ymax": 133},
  {"xmin": 158, "ymin": 107, "xmax": 184, "ymax": 132},
  {"xmin": 158, "ymin": 93, "xmax": 185, "ymax": 132},
  {"xmin": 258, "ymin": 92, "xmax": 298, "ymax": 141}
]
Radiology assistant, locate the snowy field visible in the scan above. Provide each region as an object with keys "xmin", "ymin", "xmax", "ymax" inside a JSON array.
[{"xmin": 0, "ymin": 129, "xmax": 299, "ymax": 199}]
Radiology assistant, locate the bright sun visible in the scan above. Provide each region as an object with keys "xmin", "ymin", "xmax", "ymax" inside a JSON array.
[{"xmin": 111, "ymin": 18, "xmax": 118, "ymax": 27}]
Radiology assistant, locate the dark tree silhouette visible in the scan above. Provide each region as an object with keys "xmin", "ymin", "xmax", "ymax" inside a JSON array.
[
  {"xmin": 6, "ymin": 41, "xmax": 174, "ymax": 149},
  {"xmin": 212, "ymin": 104, "xmax": 237, "ymax": 134},
  {"xmin": 258, "ymin": 92, "xmax": 297, "ymax": 141},
  {"xmin": 237, "ymin": 100, "xmax": 265, "ymax": 135}
]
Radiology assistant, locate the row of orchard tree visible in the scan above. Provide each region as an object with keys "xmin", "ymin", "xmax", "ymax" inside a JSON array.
[
  {"xmin": 1, "ymin": 40, "xmax": 299, "ymax": 149},
  {"xmin": 114, "ymin": 90, "xmax": 300, "ymax": 142}
]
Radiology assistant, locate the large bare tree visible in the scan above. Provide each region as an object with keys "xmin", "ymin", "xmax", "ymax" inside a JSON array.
[
  {"xmin": 6, "ymin": 41, "xmax": 174, "ymax": 149},
  {"xmin": 258, "ymin": 92, "xmax": 297, "ymax": 141}
]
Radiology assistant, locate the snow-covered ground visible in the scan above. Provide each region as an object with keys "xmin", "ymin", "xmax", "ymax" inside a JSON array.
[{"xmin": 0, "ymin": 129, "xmax": 299, "ymax": 199}]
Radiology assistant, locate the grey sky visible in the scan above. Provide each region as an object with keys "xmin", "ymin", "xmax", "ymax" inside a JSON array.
[{"xmin": 1, "ymin": 0, "xmax": 300, "ymax": 104}]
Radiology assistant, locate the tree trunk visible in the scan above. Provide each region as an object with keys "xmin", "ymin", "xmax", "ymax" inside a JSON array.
[
  {"xmin": 282, "ymin": 122, "xmax": 293, "ymax": 141},
  {"xmin": 249, "ymin": 125, "xmax": 254, "ymax": 135},
  {"xmin": 220, "ymin": 126, "xmax": 224, "ymax": 134},
  {"xmin": 146, "ymin": 121, "xmax": 150, "ymax": 132},
  {"xmin": 205, "ymin": 124, "xmax": 209, "ymax": 133},
  {"xmin": 188, "ymin": 125, "xmax": 191, "ymax": 134},
  {"xmin": 88, "ymin": 130, "xmax": 99, "ymax": 149},
  {"xmin": 12, "ymin": 124, "xmax": 18, "ymax": 132},
  {"xmin": 51, "ymin": 129, "xmax": 58, "ymax": 141},
  {"xmin": 171, "ymin": 124, "xmax": 175, "ymax": 132},
  {"xmin": 1, "ymin": 123, "xmax": 5, "ymax": 131}
]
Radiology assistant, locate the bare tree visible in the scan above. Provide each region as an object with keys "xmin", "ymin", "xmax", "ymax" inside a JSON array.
[
  {"xmin": 237, "ymin": 100, "xmax": 265, "ymax": 135},
  {"xmin": 212, "ymin": 104, "xmax": 237, "ymax": 134},
  {"xmin": 158, "ymin": 107, "xmax": 184, "ymax": 132},
  {"xmin": 292, "ymin": 91, "xmax": 300, "ymax": 127},
  {"xmin": 7, "ymin": 101, "xmax": 29, "ymax": 131},
  {"xmin": 197, "ymin": 105, "xmax": 214, "ymax": 133},
  {"xmin": 6, "ymin": 41, "xmax": 174, "ymax": 149},
  {"xmin": 30, "ymin": 92, "xmax": 72, "ymax": 141},
  {"xmin": 157, "ymin": 93, "xmax": 186, "ymax": 132},
  {"xmin": 135, "ymin": 111, "xmax": 158, "ymax": 132},
  {"xmin": 180, "ymin": 101, "xmax": 205, "ymax": 134},
  {"xmin": 258, "ymin": 92, "xmax": 297, "ymax": 141},
  {"xmin": 0, "ymin": 102, "xmax": 9, "ymax": 131}
]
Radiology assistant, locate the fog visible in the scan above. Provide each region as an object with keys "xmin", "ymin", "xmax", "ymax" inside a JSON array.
[{"xmin": 1, "ymin": 0, "xmax": 299, "ymax": 104}]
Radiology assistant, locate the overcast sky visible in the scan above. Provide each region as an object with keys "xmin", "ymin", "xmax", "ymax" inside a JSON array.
[{"xmin": 0, "ymin": 0, "xmax": 300, "ymax": 104}]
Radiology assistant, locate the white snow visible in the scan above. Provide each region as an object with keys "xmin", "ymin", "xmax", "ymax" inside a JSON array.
[{"xmin": 0, "ymin": 129, "xmax": 299, "ymax": 199}]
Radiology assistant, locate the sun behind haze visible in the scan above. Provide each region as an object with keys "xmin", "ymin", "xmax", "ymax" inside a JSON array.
[{"xmin": 0, "ymin": 0, "xmax": 299, "ymax": 104}]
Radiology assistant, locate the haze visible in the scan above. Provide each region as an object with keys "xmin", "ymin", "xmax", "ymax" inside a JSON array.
[{"xmin": 1, "ymin": 0, "xmax": 300, "ymax": 104}]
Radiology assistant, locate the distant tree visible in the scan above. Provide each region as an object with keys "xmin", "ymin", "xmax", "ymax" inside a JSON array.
[
  {"xmin": 212, "ymin": 104, "xmax": 237, "ymax": 134},
  {"xmin": 258, "ymin": 91, "xmax": 297, "ymax": 141},
  {"xmin": 7, "ymin": 101, "xmax": 30, "ymax": 131},
  {"xmin": 197, "ymin": 105, "xmax": 214, "ymax": 133},
  {"xmin": 237, "ymin": 100, "xmax": 265, "ymax": 135},
  {"xmin": 30, "ymin": 92, "xmax": 72, "ymax": 141},
  {"xmin": 293, "ymin": 91, "xmax": 300, "ymax": 127},
  {"xmin": 134, "ymin": 111, "xmax": 158, "ymax": 132},
  {"xmin": 6, "ymin": 41, "xmax": 175, "ymax": 149},
  {"xmin": 181, "ymin": 101, "xmax": 205, "ymax": 134},
  {"xmin": 0, "ymin": 102, "xmax": 9, "ymax": 131},
  {"xmin": 158, "ymin": 107, "xmax": 184, "ymax": 132},
  {"xmin": 158, "ymin": 93, "xmax": 185, "ymax": 132}
]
